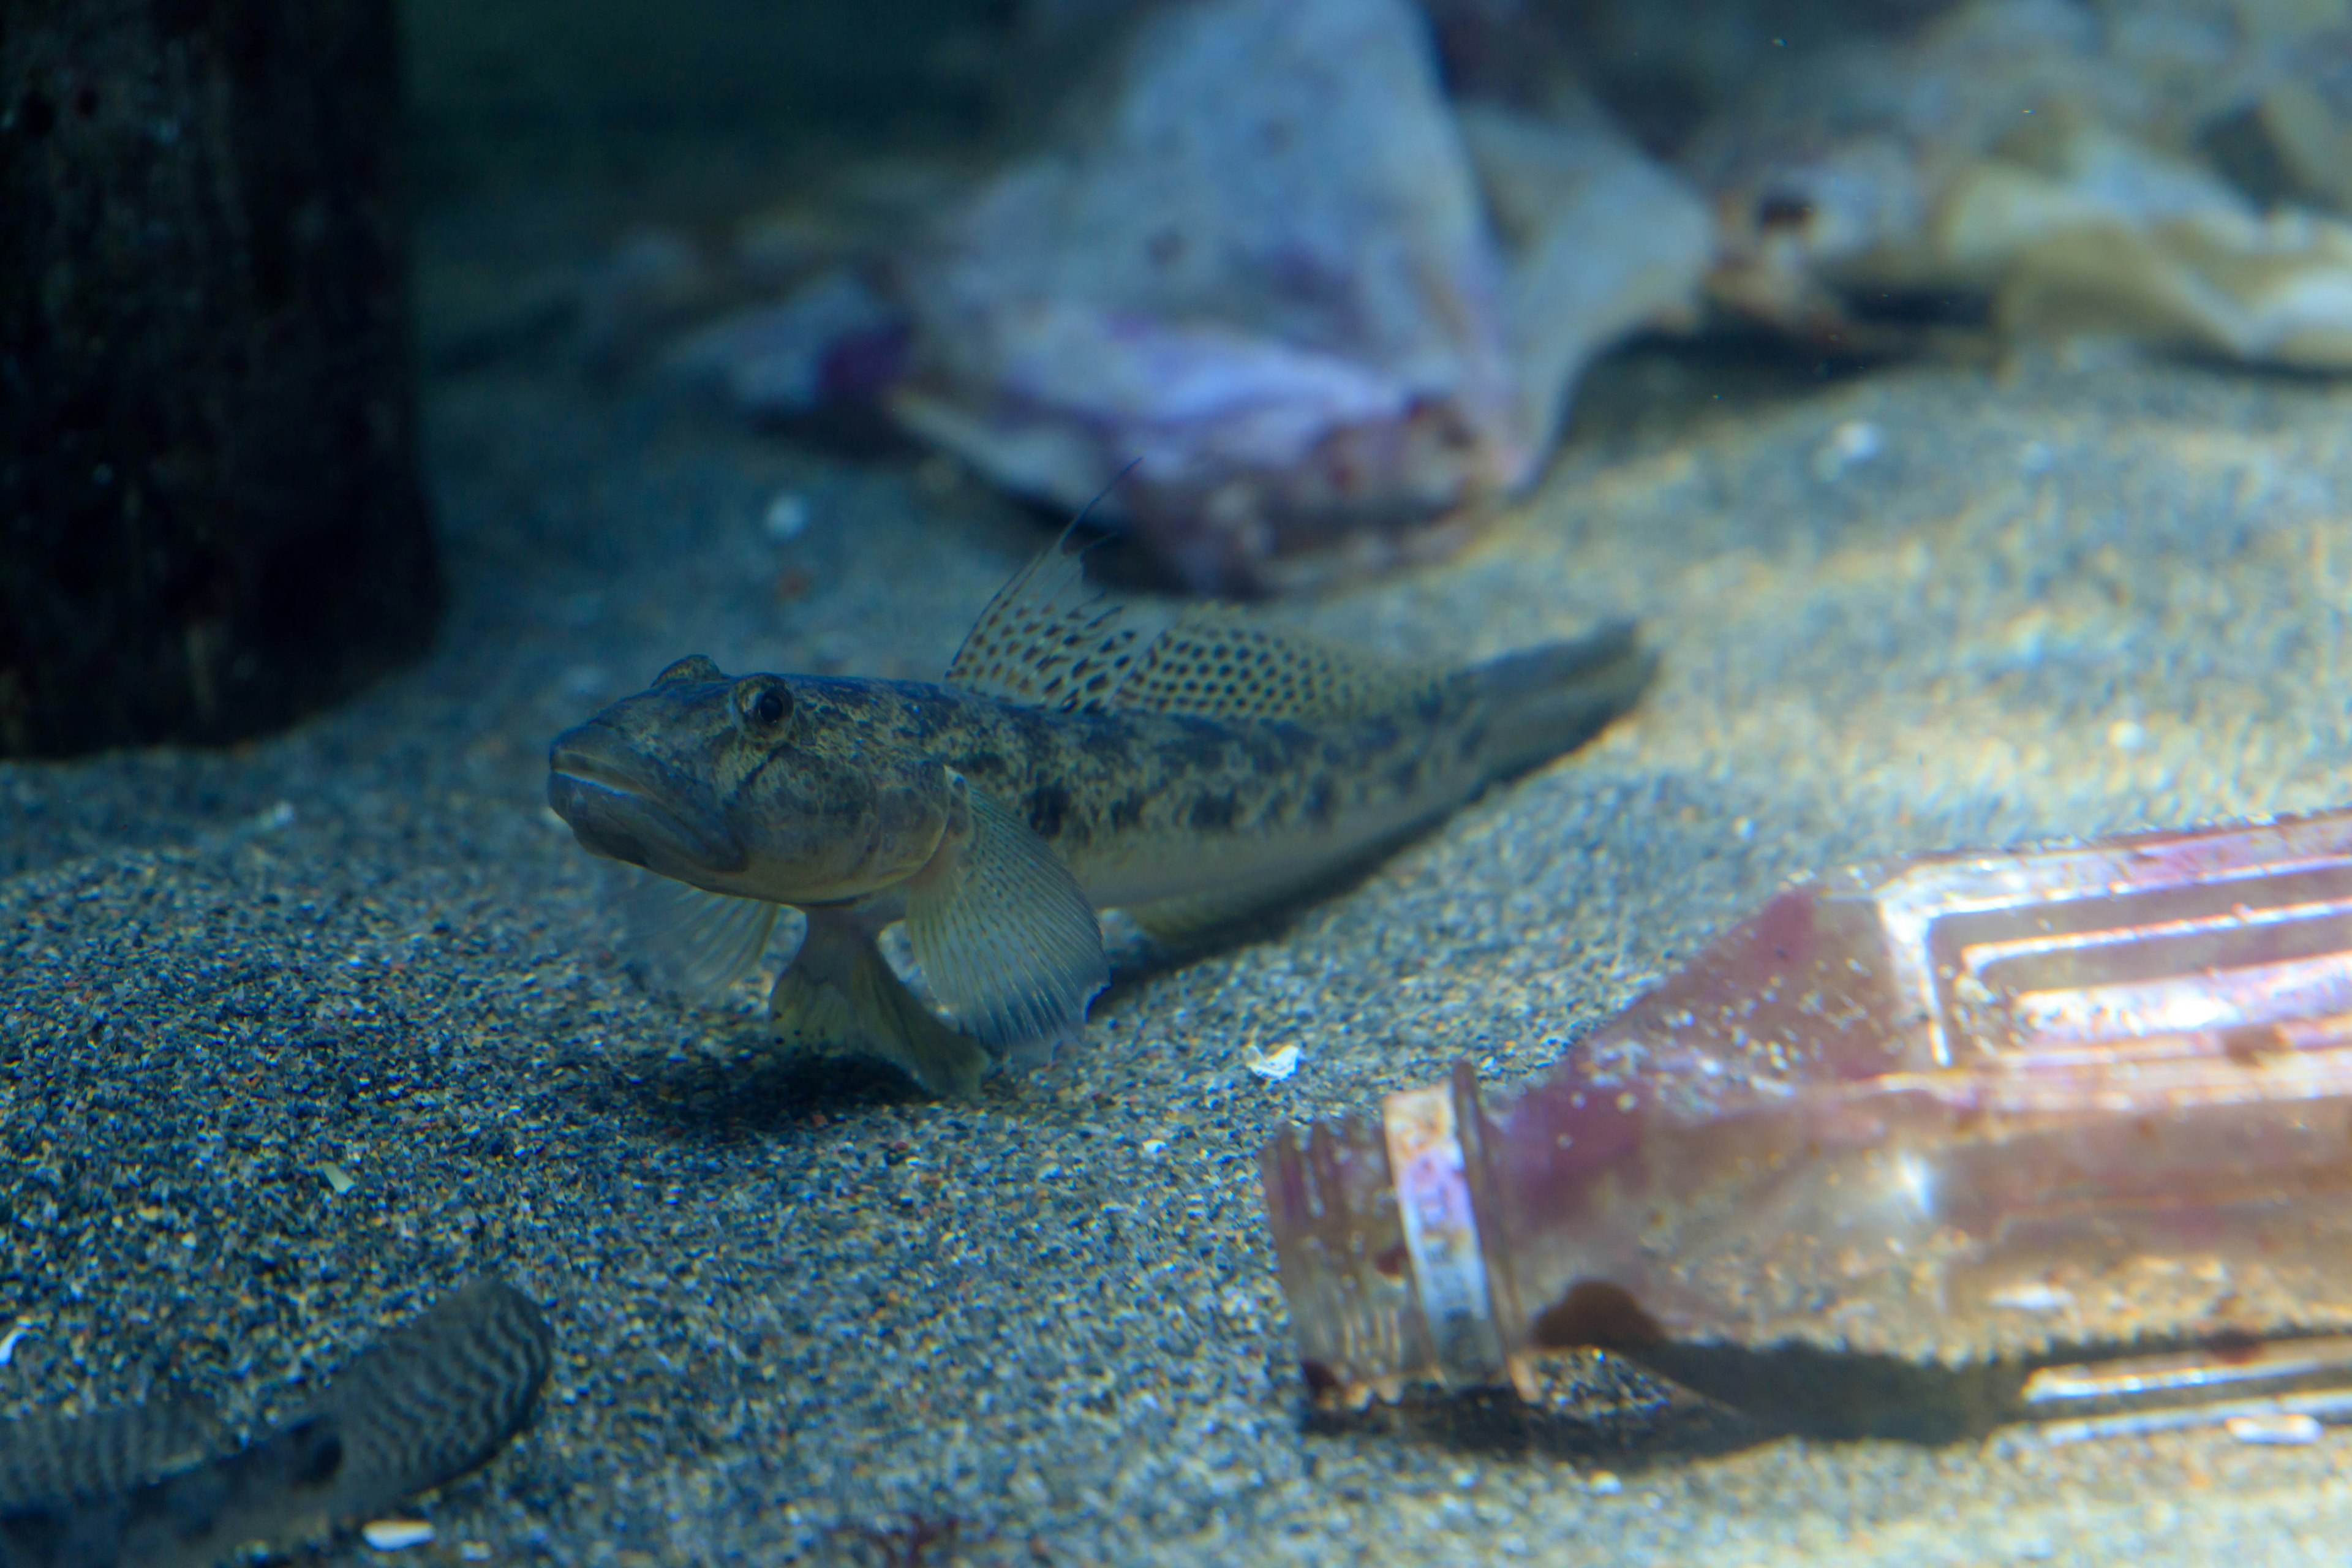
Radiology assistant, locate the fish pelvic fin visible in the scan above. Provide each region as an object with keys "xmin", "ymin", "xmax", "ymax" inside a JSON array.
[
  {"xmin": 771, "ymin": 910, "xmax": 989, "ymax": 1097},
  {"xmin": 904, "ymin": 777, "xmax": 1108, "ymax": 1058},
  {"xmin": 620, "ymin": 873, "xmax": 782, "ymax": 1000},
  {"xmin": 1454, "ymin": 621, "xmax": 1656, "ymax": 780}
]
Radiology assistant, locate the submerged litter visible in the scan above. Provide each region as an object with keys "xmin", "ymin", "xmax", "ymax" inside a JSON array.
[
  {"xmin": 1263, "ymin": 806, "xmax": 2352, "ymax": 1442},
  {"xmin": 663, "ymin": 0, "xmax": 1711, "ymax": 593}
]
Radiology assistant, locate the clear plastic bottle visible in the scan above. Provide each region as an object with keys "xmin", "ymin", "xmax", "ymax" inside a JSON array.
[{"xmin": 1261, "ymin": 809, "xmax": 2352, "ymax": 1439}]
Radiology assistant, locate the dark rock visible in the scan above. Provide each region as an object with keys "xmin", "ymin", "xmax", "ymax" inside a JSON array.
[{"xmin": 1, "ymin": 0, "xmax": 439, "ymax": 758}]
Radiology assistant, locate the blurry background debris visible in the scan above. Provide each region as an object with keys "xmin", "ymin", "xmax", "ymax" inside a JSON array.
[
  {"xmin": 1687, "ymin": 0, "xmax": 2352, "ymax": 364},
  {"xmin": 411, "ymin": 0, "xmax": 2352, "ymax": 592}
]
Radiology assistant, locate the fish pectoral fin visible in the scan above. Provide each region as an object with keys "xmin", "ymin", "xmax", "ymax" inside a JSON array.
[
  {"xmin": 620, "ymin": 872, "xmax": 782, "ymax": 999},
  {"xmin": 903, "ymin": 780, "xmax": 1109, "ymax": 1058},
  {"xmin": 769, "ymin": 911, "xmax": 987, "ymax": 1097}
]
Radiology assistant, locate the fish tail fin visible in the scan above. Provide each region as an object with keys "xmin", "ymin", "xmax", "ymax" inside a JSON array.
[
  {"xmin": 1456, "ymin": 622, "xmax": 1656, "ymax": 780},
  {"xmin": 770, "ymin": 910, "xmax": 989, "ymax": 1097}
]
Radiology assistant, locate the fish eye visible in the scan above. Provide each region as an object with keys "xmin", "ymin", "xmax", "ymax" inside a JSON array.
[{"xmin": 730, "ymin": 676, "xmax": 793, "ymax": 733}]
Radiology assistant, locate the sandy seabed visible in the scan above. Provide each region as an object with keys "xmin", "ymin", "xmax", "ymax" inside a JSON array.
[{"xmin": 11, "ymin": 291, "xmax": 2352, "ymax": 1566}]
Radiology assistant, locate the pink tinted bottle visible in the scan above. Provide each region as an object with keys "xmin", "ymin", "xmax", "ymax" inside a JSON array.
[{"xmin": 1262, "ymin": 809, "xmax": 2352, "ymax": 1439}]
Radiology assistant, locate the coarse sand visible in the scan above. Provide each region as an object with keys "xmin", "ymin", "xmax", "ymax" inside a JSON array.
[{"xmin": 12, "ymin": 290, "xmax": 2352, "ymax": 1563}]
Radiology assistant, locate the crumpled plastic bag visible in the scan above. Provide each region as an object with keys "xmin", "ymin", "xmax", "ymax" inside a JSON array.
[{"xmin": 673, "ymin": 0, "xmax": 1711, "ymax": 592}]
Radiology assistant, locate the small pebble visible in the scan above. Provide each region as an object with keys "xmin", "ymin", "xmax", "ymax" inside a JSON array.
[
  {"xmin": 1243, "ymin": 1042, "xmax": 1300, "ymax": 1080},
  {"xmin": 1587, "ymin": 1470, "xmax": 1623, "ymax": 1496},
  {"xmin": 1811, "ymin": 419, "xmax": 1884, "ymax": 481},
  {"xmin": 763, "ymin": 491, "xmax": 810, "ymax": 541},
  {"xmin": 1989, "ymin": 1282, "xmax": 2075, "ymax": 1313},
  {"xmin": 321, "ymin": 1163, "xmax": 357, "ymax": 1196},
  {"xmin": 361, "ymin": 1520, "xmax": 437, "ymax": 1551},
  {"xmin": 2226, "ymin": 1412, "xmax": 2323, "ymax": 1446}
]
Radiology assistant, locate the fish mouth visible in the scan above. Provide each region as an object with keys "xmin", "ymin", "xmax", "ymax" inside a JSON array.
[{"xmin": 546, "ymin": 722, "xmax": 747, "ymax": 877}]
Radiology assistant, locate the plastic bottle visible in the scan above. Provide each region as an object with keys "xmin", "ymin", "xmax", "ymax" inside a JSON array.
[{"xmin": 1261, "ymin": 809, "xmax": 2352, "ymax": 1439}]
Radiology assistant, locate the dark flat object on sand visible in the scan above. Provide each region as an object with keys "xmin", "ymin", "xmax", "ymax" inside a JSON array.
[{"xmin": 0, "ymin": 1277, "xmax": 553, "ymax": 1568}]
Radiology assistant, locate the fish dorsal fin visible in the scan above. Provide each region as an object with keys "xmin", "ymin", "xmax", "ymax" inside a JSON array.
[
  {"xmin": 948, "ymin": 537, "xmax": 1430, "ymax": 724},
  {"xmin": 945, "ymin": 533, "xmax": 1180, "ymax": 712},
  {"xmin": 1112, "ymin": 606, "xmax": 1434, "ymax": 725}
]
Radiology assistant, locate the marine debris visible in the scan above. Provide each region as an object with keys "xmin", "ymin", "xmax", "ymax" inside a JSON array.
[
  {"xmin": 879, "ymin": 0, "xmax": 1713, "ymax": 592},
  {"xmin": 660, "ymin": 0, "xmax": 1711, "ymax": 592},
  {"xmin": 623, "ymin": 0, "xmax": 2352, "ymax": 591},
  {"xmin": 0, "ymin": 1278, "xmax": 552, "ymax": 1568},
  {"xmin": 546, "ymin": 532, "xmax": 1651, "ymax": 1094},
  {"xmin": 1264, "ymin": 807, "xmax": 2352, "ymax": 1442},
  {"xmin": 1691, "ymin": 0, "xmax": 2352, "ymax": 365}
]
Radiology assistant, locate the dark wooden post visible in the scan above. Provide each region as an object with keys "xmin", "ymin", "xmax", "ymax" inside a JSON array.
[{"xmin": 1, "ymin": 0, "xmax": 440, "ymax": 758}]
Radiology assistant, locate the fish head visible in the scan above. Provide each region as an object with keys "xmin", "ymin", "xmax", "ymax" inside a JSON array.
[{"xmin": 548, "ymin": 655, "xmax": 957, "ymax": 903}]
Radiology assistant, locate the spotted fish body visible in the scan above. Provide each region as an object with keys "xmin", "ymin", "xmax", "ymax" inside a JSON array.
[
  {"xmin": 547, "ymin": 538, "xmax": 1652, "ymax": 1093},
  {"xmin": 786, "ymin": 658, "xmax": 1604, "ymax": 918}
]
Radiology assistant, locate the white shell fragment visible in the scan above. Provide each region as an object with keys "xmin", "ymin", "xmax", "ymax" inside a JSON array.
[
  {"xmin": 1244, "ymin": 1042, "xmax": 1302, "ymax": 1081},
  {"xmin": 1988, "ymin": 1281, "xmax": 2075, "ymax": 1313},
  {"xmin": 2226, "ymin": 1412, "xmax": 2324, "ymax": 1446},
  {"xmin": 1811, "ymin": 420, "xmax": 1884, "ymax": 481},
  {"xmin": 320, "ymin": 1163, "xmax": 357, "ymax": 1196},
  {"xmin": 361, "ymin": 1520, "xmax": 437, "ymax": 1551}
]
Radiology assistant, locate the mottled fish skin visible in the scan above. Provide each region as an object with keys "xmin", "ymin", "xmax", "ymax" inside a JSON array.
[
  {"xmin": 547, "ymin": 535, "xmax": 1651, "ymax": 1093},
  {"xmin": 676, "ymin": 672, "xmax": 1531, "ymax": 914},
  {"xmin": 0, "ymin": 1279, "xmax": 552, "ymax": 1568}
]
